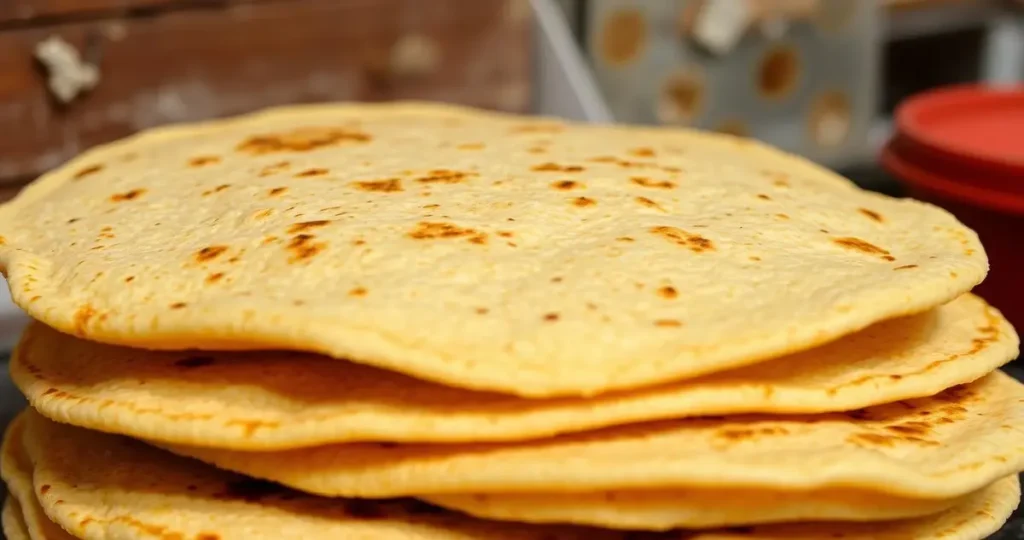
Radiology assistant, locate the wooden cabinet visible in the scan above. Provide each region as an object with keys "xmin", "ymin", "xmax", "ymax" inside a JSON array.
[{"xmin": 0, "ymin": 0, "xmax": 532, "ymax": 197}]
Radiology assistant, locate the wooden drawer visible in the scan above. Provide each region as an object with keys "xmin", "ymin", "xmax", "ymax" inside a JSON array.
[{"xmin": 0, "ymin": 0, "xmax": 532, "ymax": 195}]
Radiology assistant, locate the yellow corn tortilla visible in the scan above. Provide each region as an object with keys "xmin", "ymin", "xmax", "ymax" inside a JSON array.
[{"xmin": 0, "ymin": 102, "xmax": 987, "ymax": 397}]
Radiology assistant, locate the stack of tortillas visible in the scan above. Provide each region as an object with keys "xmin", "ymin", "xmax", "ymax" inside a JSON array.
[{"xmin": 0, "ymin": 102, "xmax": 1021, "ymax": 540}]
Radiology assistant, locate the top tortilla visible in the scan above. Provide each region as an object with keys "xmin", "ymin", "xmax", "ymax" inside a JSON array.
[{"xmin": 0, "ymin": 102, "xmax": 987, "ymax": 397}]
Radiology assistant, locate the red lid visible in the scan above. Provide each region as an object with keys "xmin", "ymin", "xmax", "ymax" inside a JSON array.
[{"xmin": 882, "ymin": 84, "xmax": 1024, "ymax": 215}]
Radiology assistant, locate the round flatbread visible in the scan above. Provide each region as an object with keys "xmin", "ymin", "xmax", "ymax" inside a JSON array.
[
  {"xmin": 12, "ymin": 294, "xmax": 1015, "ymax": 449},
  {"xmin": 0, "ymin": 102, "xmax": 986, "ymax": 397},
  {"xmin": 14, "ymin": 410, "xmax": 619, "ymax": 540},
  {"xmin": 163, "ymin": 372, "xmax": 1024, "ymax": 499},
  {"xmin": 1, "ymin": 416, "xmax": 82, "ymax": 540},
  {"xmin": 686, "ymin": 475, "xmax": 1019, "ymax": 540},
  {"xmin": 3, "ymin": 498, "xmax": 30, "ymax": 540},
  {"xmin": 11, "ymin": 411, "xmax": 1020, "ymax": 539},
  {"xmin": 423, "ymin": 485, "xmax": 967, "ymax": 530}
]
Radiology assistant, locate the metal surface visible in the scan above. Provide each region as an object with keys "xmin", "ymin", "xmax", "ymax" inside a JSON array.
[
  {"xmin": 584, "ymin": 0, "xmax": 881, "ymax": 169},
  {"xmin": 531, "ymin": 0, "xmax": 614, "ymax": 122}
]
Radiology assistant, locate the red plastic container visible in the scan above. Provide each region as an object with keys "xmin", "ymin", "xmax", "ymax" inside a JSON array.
[{"xmin": 882, "ymin": 84, "xmax": 1024, "ymax": 332}]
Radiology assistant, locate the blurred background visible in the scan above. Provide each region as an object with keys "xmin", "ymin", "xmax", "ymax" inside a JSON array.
[
  {"xmin": 0, "ymin": 0, "xmax": 1021, "ymax": 431},
  {"xmin": 1, "ymin": 0, "xmax": 1020, "ymax": 194}
]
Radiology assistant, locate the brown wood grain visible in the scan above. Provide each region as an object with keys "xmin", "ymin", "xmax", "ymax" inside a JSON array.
[
  {"xmin": 1, "ymin": 0, "xmax": 177, "ymax": 24},
  {"xmin": 0, "ymin": 0, "xmax": 272, "ymax": 25},
  {"xmin": 0, "ymin": 0, "xmax": 531, "ymax": 192}
]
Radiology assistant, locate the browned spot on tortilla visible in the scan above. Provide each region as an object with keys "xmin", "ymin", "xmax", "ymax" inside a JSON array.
[
  {"xmin": 415, "ymin": 169, "xmax": 477, "ymax": 184},
  {"xmin": 268, "ymin": 187, "xmax": 288, "ymax": 196},
  {"xmin": 617, "ymin": 236, "xmax": 634, "ymax": 242},
  {"xmin": 657, "ymin": 286, "xmax": 678, "ymax": 299},
  {"xmin": 655, "ymin": 319, "xmax": 682, "ymax": 327},
  {"xmin": 859, "ymin": 208, "xmax": 885, "ymax": 222},
  {"xmin": 287, "ymin": 220, "xmax": 331, "ymax": 234},
  {"xmin": 295, "ymin": 167, "xmax": 329, "ymax": 178},
  {"xmin": 590, "ymin": 155, "xmax": 679, "ymax": 173},
  {"xmin": 237, "ymin": 127, "xmax": 370, "ymax": 154},
  {"xmin": 287, "ymin": 234, "xmax": 327, "ymax": 263},
  {"xmin": 629, "ymin": 147, "xmax": 656, "ymax": 157},
  {"xmin": 202, "ymin": 184, "xmax": 231, "ymax": 196},
  {"xmin": 124, "ymin": 276, "xmax": 135, "ymax": 283},
  {"xmin": 74, "ymin": 164, "xmax": 104, "ymax": 179},
  {"xmin": 635, "ymin": 196, "xmax": 666, "ymax": 212},
  {"xmin": 475, "ymin": 307, "xmax": 489, "ymax": 315},
  {"xmin": 110, "ymin": 189, "xmax": 146, "ymax": 202},
  {"xmin": 775, "ymin": 213, "xmax": 790, "ymax": 220},
  {"xmin": 205, "ymin": 272, "xmax": 225, "ymax": 284},
  {"xmin": 847, "ymin": 433, "xmax": 893, "ymax": 447},
  {"xmin": 847, "ymin": 432, "xmax": 939, "ymax": 448},
  {"xmin": 757, "ymin": 193, "xmax": 771, "ymax": 200},
  {"xmin": 39, "ymin": 485, "xmax": 51, "ymax": 494},
  {"xmin": 716, "ymin": 426, "xmax": 789, "ymax": 441},
  {"xmin": 527, "ymin": 147, "xmax": 546, "ymax": 154},
  {"xmin": 884, "ymin": 421, "xmax": 933, "ymax": 437},
  {"xmin": 532, "ymin": 162, "xmax": 585, "ymax": 173},
  {"xmin": 259, "ymin": 161, "xmax": 291, "ymax": 176},
  {"xmin": 73, "ymin": 304, "xmax": 97, "ymax": 335},
  {"xmin": 833, "ymin": 236, "xmax": 895, "ymax": 261},
  {"xmin": 253, "ymin": 209, "xmax": 273, "ymax": 220},
  {"xmin": 551, "ymin": 180, "xmax": 583, "ymax": 190},
  {"xmin": 224, "ymin": 419, "xmax": 280, "ymax": 438},
  {"xmin": 894, "ymin": 264, "xmax": 918, "ymax": 271},
  {"xmin": 195, "ymin": 246, "xmax": 229, "ymax": 263},
  {"xmin": 497, "ymin": 231, "xmax": 514, "ymax": 238},
  {"xmin": 650, "ymin": 226, "xmax": 714, "ymax": 253},
  {"xmin": 631, "ymin": 177, "xmax": 676, "ymax": 189},
  {"xmin": 749, "ymin": 256, "xmax": 762, "ymax": 262},
  {"xmin": 349, "ymin": 287, "xmax": 367, "ymax": 297},
  {"xmin": 572, "ymin": 196, "xmax": 597, "ymax": 208},
  {"xmin": 408, "ymin": 221, "xmax": 488, "ymax": 244},
  {"xmin": 544, "ymin": 312, "xmax": 560, "ymax": 322},
  {"xmin": 352, "ymin": 178, "xmax": 403, "ymax": 192},
  {"xmin": 170, "ymin": 302, "xmax": 187, "ymax": 310},
  {"xmin": 456, "ymin": 143, "xmax": 485, "ymax": 150},
  {"xmin": 762, "ymin": 170, "xmax": 790, "ymax": 187},
  {"xmin": 189, "ymin": 156, "xmax": 221, "ymax": 167}
]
